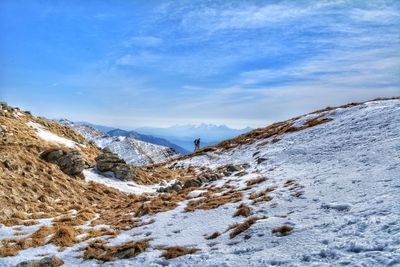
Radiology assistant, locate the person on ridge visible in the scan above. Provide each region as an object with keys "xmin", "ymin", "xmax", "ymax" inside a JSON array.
[{"xmin": 194, "ymin": 138, "xmax": 201, "ymax": 151}]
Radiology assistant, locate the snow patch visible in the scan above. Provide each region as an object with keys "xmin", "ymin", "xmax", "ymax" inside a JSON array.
[
  {"xmin": 27, "ymin": 121, "xmax": 78, "ymax": 148},
  {"xmin": 83, "ymin": 169, "xmax": 162, "ymax": 195}
]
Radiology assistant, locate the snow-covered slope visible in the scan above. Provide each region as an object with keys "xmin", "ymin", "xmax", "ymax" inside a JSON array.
[
  {"xmin": 2, "ymin": 98, "xmax": 399, "ymax": 266},
  {"xmin": 58, "ymin": 120, "xmax": 178, "ymax": 166}
]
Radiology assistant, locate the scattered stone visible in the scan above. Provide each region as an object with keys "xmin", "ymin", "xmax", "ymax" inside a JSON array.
[
  {"xmin": 257, "ymin": 157, "xmax": 267, "ymax": 164},
  {"xmin": 184, "ymin": 179, "xmax": 202, "ymax": 188},
  {"xmin": 223, "ymin": 164, "xmax": 244, "ymax": 176},
  {"xmin": 15, "ymin": 256, "xmax": 64, "ymax": 267}
]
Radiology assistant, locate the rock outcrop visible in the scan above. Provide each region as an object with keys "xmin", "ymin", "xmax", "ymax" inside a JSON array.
[
  {"xmin": 95, "ymin": 148, "xmax": 137, "ymax": 181},
  {"xmin": 40, "ymin": 149, "xmax": 85, "ymax": 176},
  {"xmin": 15, "ymin": 256, "xmax": 64, "ymax": 267}
]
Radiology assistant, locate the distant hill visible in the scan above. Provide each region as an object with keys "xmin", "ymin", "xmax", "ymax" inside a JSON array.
[
  {"xmin": 70, "ymin": 121, "xmax": 188, "ymax": 154},
  {"xmin": 74, "ymin": 121, "xmax": 117, "ymax": 133},
  {"xmin": 107, "ymin": 128, "xmax": 188, "ymax": 154},
  {"xmin": 136, "ymin": 123, "xmax": 252, "ymax": 151}
]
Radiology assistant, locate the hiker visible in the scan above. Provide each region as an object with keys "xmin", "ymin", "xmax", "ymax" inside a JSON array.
[{"xmin": 194, "ymin": 138, "xmax": 200, "ymax": 151}]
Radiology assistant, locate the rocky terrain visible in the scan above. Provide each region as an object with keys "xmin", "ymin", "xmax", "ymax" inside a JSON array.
[{"xmin": 0, "ymin": 97, "xmax": 399, "ymax": 266}]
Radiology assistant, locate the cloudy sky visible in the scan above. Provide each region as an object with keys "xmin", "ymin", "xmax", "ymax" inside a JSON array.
[{"xmin": 1, "ymin": 0, "xmax": 399, "ymax": 129}]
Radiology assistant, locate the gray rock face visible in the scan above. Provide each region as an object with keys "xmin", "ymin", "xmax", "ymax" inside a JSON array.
[
  {"xmin": 43, "ymin": 149, "xmax": 65, "ymax": 163},
  {"xmin": 96, "ymin": 152, "xmax": 125, "ymax": 172},
  {"xmin": 57, "ymin": 151, "xmax": 85, "ymax": 176},
  {"xmin": 15, "ymin": 256, "xmax": 64, "ymax": 267},
  {"xmin": 95, "ymin": 150, "xmax": 137, "ymax": 181},
  {"xmin": 40, "ymin": 149, "xmax": 85, "ymax": 176}
]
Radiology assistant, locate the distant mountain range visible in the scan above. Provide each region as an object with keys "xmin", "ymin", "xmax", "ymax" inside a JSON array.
[
  {"xmin": 62, "ymin": 120, "xmax": 188, "ymax": 154},
  {"xmin": 57, "ymin": 119, "xmax": 179, "ymax": 165},
  {"xmin": 136, "ymin": 123, "xmax": 252, "ymax": 151},
  {"xmin": 107, "ymin": 128, "xmax": 188, "ymax": 154},
  {"xmin": 58, "ymin": 120, "xmax": 252, "ymax": 153}
]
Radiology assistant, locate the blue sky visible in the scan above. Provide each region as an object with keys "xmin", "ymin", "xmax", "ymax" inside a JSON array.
[{"xmin": 1, "ymin": 0, "xmax": 399, "ymax": 129}]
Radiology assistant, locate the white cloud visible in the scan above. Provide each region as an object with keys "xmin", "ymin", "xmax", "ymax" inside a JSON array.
[{"xmin": 122, "ymin": 36, "xmax": 162, "ymax": 47}]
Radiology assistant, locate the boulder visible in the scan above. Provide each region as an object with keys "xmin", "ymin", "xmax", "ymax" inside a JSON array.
[
  {"xmin": 112, "ymin": 164, "xmax": 137, "ymax": 181},
  {"xmin": 57, "ymin": 151, "xmax": 85, "ymax": 176},
  {"xmin": 184, "ymin": 179, "xmax": 202, "ymax": 188},
  {"xmin": 95, "ymin": 152, "xmax": 125, "ymax": 172},
  {"xmin": 41, "ymin": 149, "xmax": 65, "ymax": 163},
  {"xmin": 95, "ymin": 150, "xmax": 137, "ymax": 181},
  {"xmin": 40, "ymin": 149, "xmax": 85, "ymax": 176},
  {"xmin": 15, "ymin": 256, "xmax": 64, "ymax": 267}
]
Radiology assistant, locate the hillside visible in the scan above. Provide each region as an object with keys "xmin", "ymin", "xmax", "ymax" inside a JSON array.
[
  {"xmin": 58, "ymin": 120, "xmax": 179, "ymax": 166},
  {"xmin": 0, "ymin": 98, "xmax": 399, "ymax": 266}
]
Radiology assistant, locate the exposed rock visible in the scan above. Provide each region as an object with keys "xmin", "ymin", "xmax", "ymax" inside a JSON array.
[
  {"xmin": 0, "ymin": 125, "xmax": 7, "ymax": 136},
  {"xmin": 41, "ymin": 149, "xmax": 65, "ymax": 163},
  {"xmin": 40, "ymin": 149, "xmax": 85, "ymax": 176},
  {"xmin": 95, "ymin": 152, "xmax": 126, "ymax": 172},
  {"xmin": 112, "ymin": 164, "xmax": 137, "ymax": 181},
  {"xmin": 226, "ymin": 164, "xmax": 242, "ymax": 173},
  {"xmin": 156, "ymin": 173, "xmax": 220, "ymax": 193},
  {"xmin": 57, "ymin": 151, "xmax": 85, "ymax": 176},
  {"xmin": 184, "ymin": 179, "xmax": 202, "ymax": 188},
  {"xmin": 95, "ymin": 150, "xmax": 137, "ymax": 181},
  {"xmin": 257, "ymin": 157, "xmax": 267, "ymax": 164},
  {"xmin": 223, "ymin": 164, "xmax": 244, "ymax": 176},
  {"xmin": 15, "ymin": 256, "xmax": 64, "ymax": 267}
]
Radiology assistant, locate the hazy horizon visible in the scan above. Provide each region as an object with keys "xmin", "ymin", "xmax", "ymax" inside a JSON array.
[{"xmin": 1, "ymin": 1, "xmax": 399, "ymax": 129}]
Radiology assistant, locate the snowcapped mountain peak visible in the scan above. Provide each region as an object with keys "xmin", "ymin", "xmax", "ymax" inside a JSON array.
[{"xmin": 58, "ymin": 120, "xmax": 179, "ymax": 166}]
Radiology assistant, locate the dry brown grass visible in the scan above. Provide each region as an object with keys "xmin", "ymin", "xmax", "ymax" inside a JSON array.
[
  {"xmin": 185, "ymin": 190, "xmax": 242, "ymax": 212},
  {"xmin": 160, "ymin": 246, "xmax": 199, "ymax": 259},
  {"xmin": 48, "ymin": 225, "xmax": 81, "ymax": 247},
  {"xmin": 249, "ymin": 187, "xmax": 276, "ymax": 204},
  {"xmin": 77, "ymin": 228, "xmax": 119, "ymax": 242},
  {"xmin": 0, "ymin": 107, "xmax": 210, "ymax": 243},
  {"xmin": 0, "ymin": 226, "xmax": 55, "ymax": 257},
  {"xmin": 83, "ymin": 239, "xmax": 150, "ymax": 261},
  {"xmin": 246, "ymin": 176, "xmax": 267, "ymax": 187},
  {"xmin": 229, "ymin": 217, "xmax": 258, "ymax": 239},
  {"xmin": 233, "ymin": 203, "xmax": 251, "ymax": 217},
  {"xmin": 272, "ymin": 225, "xmax": 294, "ymax": 236},
  {"xmin": 205, "ymin": 231, "xmax": 220, "ymax": 240}
]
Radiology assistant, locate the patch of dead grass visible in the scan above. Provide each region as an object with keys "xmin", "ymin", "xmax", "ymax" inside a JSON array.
[
  {"xmin": 246, "ymin": 176, "xmax": 267, "ymax": 187},
  {"xmin": 83, "ymin": 239, "xmax": 150, "ymax": 261},
  {"xmin": 185, "ymin": 190, "xmax": 242, "ymax": 212},
  {"xmin": 229, "ymin": 217, "xmax": 258, "ymax": 239},
  {"xmin": 249, "ymin": 187, "xmax": 276, "ymax": 204},
  {"xmin": 272, "ymin": 225, "xmax": 294, "ymax": 236},
  {"xmin": 233, "ymin": 203, "xmax": 251, "ymax": 217},
  {"xmin": 160, "ymin": 246, "xmax": 200, "ymax": 259},
  {"xmin": 48, "ymin": 225, "xmax": 81, "ymax": 247},
  {"xmin": 205, "ymin": 232, "xmax": 220, "ymax": 240}
]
